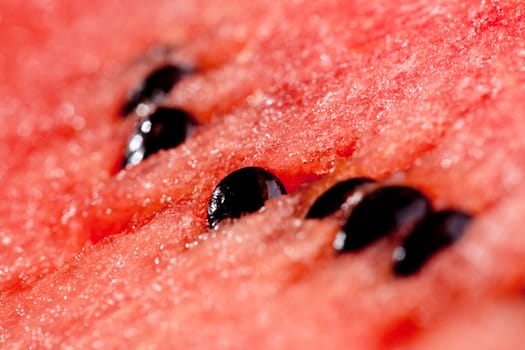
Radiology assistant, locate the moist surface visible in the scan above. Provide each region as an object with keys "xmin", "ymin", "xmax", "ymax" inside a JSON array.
[{"xmin": 2, "ymin": 0, "xmax": 525, "ymax": 348}]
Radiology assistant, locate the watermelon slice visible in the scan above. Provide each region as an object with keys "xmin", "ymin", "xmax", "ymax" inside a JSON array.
[{"xmin": 2, "ymin": 0, "xmax": 525, "ymax": 348}]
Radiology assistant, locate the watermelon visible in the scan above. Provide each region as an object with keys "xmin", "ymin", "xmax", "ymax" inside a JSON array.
[{"xmin": 2, "ymin": 0, "xmax": 525, "ymax": 348}]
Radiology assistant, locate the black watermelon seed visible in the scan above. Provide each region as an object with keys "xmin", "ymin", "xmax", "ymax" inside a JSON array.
[
  {"xmin": 334, "ymin": 186, "xmax": 432, "ymax": 252},
  {"xmin": 207, "ymin": 167, "xmax": 287, "ymax": 228},
  {"xmin": 121, "ymin": 64, "xmax": 189, "ymax": 116},
  {"xmin": 122, "ymin": 107, "xmax": 197, "ymax": 168},
  {"xmin": 306, "ymin": 177, "xmax": 375, "ymax": 219},
  {"xmin": 393, "ymin": 210, "xmax": 471, "ymax": 276}
]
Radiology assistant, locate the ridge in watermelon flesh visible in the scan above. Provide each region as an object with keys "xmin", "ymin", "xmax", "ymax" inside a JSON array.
[{"xmin": 2, "ymin": 0, "xmax": 525, "ymax": 348}]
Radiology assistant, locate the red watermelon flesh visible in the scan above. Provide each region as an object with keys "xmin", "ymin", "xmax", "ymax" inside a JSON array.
[{"xmin": 2, "ymin": 0, "xmax": 525, "ymax": 348}]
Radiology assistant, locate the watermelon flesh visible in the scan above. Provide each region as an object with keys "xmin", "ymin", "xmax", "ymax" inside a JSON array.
[{"xmin": 2, "ymin": 0, "xmax": 525, "ymax": 348}]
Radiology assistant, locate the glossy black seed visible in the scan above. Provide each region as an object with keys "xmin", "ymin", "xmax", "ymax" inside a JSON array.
[
  {"xmin": 306, "ymin": 177, "xmax": 375, "ymax": 219},
  {"xmin": 121, "ymin": 64, "xmax": 189, "ymax": 116},
  {"xmin": 207, "ymin": 167, "xmax": 287, "ymax": 228},
  {"xmin": 393, "ymin": 210, "xmax": 471, "ymax": 276},
  {"xmin": 122, "ymin": 107, "xmax": 197, "ymax": 168},
  {"xmin": 334, "ymin": 186, "xmax": 432, "ymax": 252}
]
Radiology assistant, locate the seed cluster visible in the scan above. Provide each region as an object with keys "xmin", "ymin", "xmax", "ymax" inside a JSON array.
[
  {"xmin": 118, "ymin": 65, "xmax": 198, "ymax": 170},
  {"xmin": 307, "ymin": 179, "xmax": 471, "ymax": 275},
  {"xmin": 118, "ymin": 66, "xmax": 472, "ymax": 278}
]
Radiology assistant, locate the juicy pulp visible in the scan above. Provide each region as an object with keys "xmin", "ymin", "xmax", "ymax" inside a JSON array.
[{"xmin": 2, "ymin": 0, "xmax": 525, "ymax": 348}]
